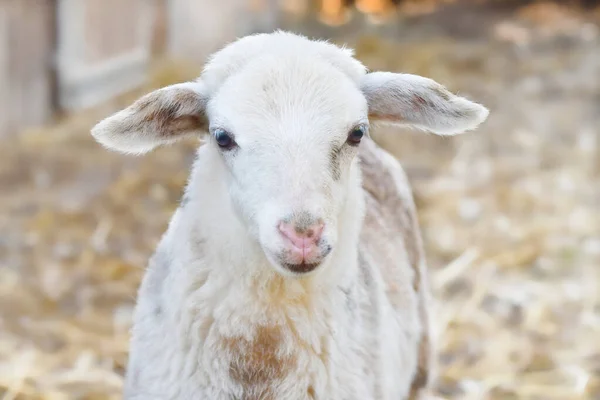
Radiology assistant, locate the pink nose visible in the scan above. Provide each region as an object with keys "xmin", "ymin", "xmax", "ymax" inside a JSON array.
[{"xmin": 278, "ymin": 221, "xmax": 324, "ymax": 251}]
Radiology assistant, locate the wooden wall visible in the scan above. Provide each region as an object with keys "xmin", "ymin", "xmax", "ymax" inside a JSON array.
[
  {"xmin": 0, "ymin": 0, "xmax": 283, "ymax": 137},
  {"xmin": 55, "ymin": 0, "xmax": 155, "ymax": 111},
  {"xmin": 0, "ymin": 0, "xmax": 55, "ymax": 137},
  {"xmin": 167, "ymin": 0, "xmax": 281, "ymax": 62}
]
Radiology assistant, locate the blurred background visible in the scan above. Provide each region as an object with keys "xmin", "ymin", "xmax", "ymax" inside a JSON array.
[{"xmin": 0, "ymin": 0, "xmax": 599, "ymax": 399}]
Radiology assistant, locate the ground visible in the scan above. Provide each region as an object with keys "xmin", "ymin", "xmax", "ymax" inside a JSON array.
[{"xmin": 0, "ymin": 2, "xmax": 599, "ymax": 399}]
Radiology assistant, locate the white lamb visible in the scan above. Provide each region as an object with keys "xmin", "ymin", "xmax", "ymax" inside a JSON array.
[{"xmin": 91, "ymin": 31, "xmax": 488, "ymax": 400}]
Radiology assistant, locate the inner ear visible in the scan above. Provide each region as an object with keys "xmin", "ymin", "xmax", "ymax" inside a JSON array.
[
  {"xmin": 91, "ymin": 81, "xmax": 209, "ymax": 154},
  {"xmin": 360, "ymin": 72, "xmax": 489, "ymax": 135}
]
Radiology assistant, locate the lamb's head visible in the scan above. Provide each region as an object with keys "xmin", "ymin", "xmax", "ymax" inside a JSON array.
[{"xmin": 91, "ymin": 31, "xmax": 489, "ymax": 276}]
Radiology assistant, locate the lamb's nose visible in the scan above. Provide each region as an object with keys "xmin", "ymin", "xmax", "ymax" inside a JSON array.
[{"xmin": 278, "ymin": 221, "xmax": 324, "ymax": 250}]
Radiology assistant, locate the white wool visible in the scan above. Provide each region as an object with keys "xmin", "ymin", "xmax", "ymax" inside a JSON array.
[{"xmin": 90, "ymin": 30, "xmax": 489, "ymax": 400}]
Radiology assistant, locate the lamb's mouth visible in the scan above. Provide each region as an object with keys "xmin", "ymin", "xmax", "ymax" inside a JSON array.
[{"xmin": 282, "ymin": 262, "xmax": 320, "ymax": 274}]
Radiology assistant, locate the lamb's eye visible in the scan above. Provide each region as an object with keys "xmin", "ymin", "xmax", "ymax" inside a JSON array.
[
  {"xmin": 347, "ymin": 125, "xmax": 366, "ymax": 145},
  {"xmin": 213, "ymin": 129, "xmax": 236, "ymax": 150}
]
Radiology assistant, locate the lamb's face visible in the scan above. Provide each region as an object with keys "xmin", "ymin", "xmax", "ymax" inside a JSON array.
[
  {"xmin": 207, "ymin": 58, "xmax": 368, "ymax": 275},
  {"xmin": 90, "ymin": 32, "xmax": 489, "ymax": 278}
]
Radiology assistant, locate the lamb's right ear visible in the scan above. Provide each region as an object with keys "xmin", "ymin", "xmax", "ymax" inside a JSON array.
[
  {"xmin": 91, "ymin": 81, "xmax": 209, "ymax": 154},
  {"xmin": 361, "ymin": 72, "xmax": 489, "ymax": 135}
]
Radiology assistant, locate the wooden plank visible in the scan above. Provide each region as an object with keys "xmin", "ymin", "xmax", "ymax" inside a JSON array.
[
  {"xmin": 84, "ymin": 0, "xmax": 140, "ymax": 62},
  {"xmin": 21, "ymin": 0, "xmax": 55, "ymax": 127},
  {"xmin": 0, "ymin": 2, "xmax": 9, "ymax": 136},
  {"xmin": 151, "ymin": 0, "xmax": 168, "ymax": 55},
  {"xmin": 56, "ymin": 0, "xmax": 154, "ymax": 111},
  {"xmin": 166, "ymin": 0, "xmax": 280, "ymax": 62},
  {"xmin": 0, "ymin": 0, "xmax": 54, "ymax": 137}
]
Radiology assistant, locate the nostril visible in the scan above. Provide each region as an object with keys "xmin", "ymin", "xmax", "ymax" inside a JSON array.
[{"xmin": 278, "ymin": 221, "xmax": 324, "ymax": 248}]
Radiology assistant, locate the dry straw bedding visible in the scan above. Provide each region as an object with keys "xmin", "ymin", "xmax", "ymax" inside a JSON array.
[{"xmin": 0, "ymin": 4, "xmax": 599, "ymax": 399}]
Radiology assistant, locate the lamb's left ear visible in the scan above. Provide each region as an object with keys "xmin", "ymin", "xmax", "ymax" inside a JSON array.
[
  {"xmin": 361, "ymin": 72, "xmax": 489, "ymax": 135},
  {"xmin": 91, "ymin": 81, "xmax": 209, "ymax": 154}
]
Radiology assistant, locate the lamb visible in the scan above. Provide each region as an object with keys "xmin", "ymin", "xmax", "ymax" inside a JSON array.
[{"xmin": 91, "ymin": 31, "xmax": 489, "ymax": 400}]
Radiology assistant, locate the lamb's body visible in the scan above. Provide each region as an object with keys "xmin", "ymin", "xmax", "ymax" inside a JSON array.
[
  {"xmin": 91, "ymin": 31, "xmax": 487, "ymax": 400},
  {"xmin": 125, "ymin": 138, "xmax": 431, "ymax": 400},
  {"xmin": 126, "ymin": 135, "xmax": 429, "ymax": 400}
]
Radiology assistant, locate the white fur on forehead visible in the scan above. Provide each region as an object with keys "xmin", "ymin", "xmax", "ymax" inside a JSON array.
[
  {"xmin": 208, "ymin": 53, "xmax": 368, "ymax": 135},
  {"xmin": 200, "ymin": 31, "xmax": 367, "ymax": 93}
]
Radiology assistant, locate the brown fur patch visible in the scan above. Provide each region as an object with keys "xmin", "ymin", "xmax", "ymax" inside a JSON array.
[
  {"xmin": 359, "ymin": 139, "xmax": 423, "ymax": 292},
  {"xmin": 408, "ymin": 365, "xmax": 430, "ymax": 399},
  {"xmin": 134, "ymin": 90, "xmax": 207, "ymax": 137},
  {"xmin": 358, "ymin": 138, "xmax": 433, "ymax": 395},
  {"xmin": 413, "ymin": 95, "xmax": 429, "ymax": 107},
  {"xmin": 367, "ymin": 112, "xmax": 405, "ymax": 123},
  {"xmin": 167, "ymin": 115, "xmax": 206, "ymax": 136},
  {"xmin": 223, "ymin": 325, "xmax": 296, "ymax": 400},
  {"xmin": 329, "ymin": 145, "xmax": 343, "ymax": 181},
  {"xmin": 173, "ymin": 90, "xmax": 202, "ymax": 107}
]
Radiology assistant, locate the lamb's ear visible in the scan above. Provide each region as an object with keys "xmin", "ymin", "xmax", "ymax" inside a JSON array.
[
  {"xmin": 360, "ymin": 72, "xmax": 489, "ymax": 135},
  {"xmin": 91, "ymin": 81, "xmax": 209, "ymax": 154}
]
